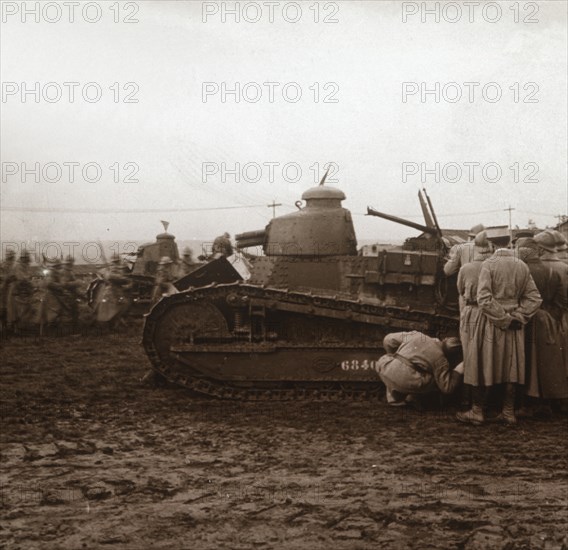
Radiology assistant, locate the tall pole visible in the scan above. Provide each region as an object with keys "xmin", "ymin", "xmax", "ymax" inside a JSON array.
[
  {"xmin": 504, "ymin": 205, "xmax": 515, "ymax": 247},
  {"xmin": 268, "ymin": 200, "xmax": 282, "ymax": 218}
]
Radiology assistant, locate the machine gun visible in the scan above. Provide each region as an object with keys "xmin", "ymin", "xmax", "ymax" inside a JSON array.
[{"xmin": 367, "ymin": 189, "xmax": 448, "ymax": 253}]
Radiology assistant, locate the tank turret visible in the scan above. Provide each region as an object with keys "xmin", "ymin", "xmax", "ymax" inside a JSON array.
[
  {"xmin": 237, "ymin": 185, "xmax": 357, "ymax": 256},
  {"xmin": 265, "ymin": 186, "xmax": 357, "ymax": 256},
  {"xmin": 132, "ymin": 231, "xmax": 180, "ymax": 277}
]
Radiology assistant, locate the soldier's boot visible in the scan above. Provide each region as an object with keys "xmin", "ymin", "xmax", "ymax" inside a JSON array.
[
  {"xmin": 386, "ymin": 388, "xmax": 407, "ymax": 407},
  {"xmin": 516, "ymin": 394, "xmax": 534, "ymax": 418},
  {"xmin": 497, "ymin": 383, "xmax": 517, "ymax": 425},
  {"xmin": 456, "ymin": 387, "xmax": 485, "ymax": 425}
]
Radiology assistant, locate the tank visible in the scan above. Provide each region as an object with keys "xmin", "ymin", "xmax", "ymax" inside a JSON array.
[
  {"xmin": 129, "ymin": 231, "xmax": 181, "ymax": 278},
  {"xmin": 122, "ymin": 230, "xmax": 184, "ymax": 309},
  {"xmin": 142, "ymin": 182, "xmax": 460, "ymax": 401},
  {"xmin": 88, "ymin": 226, "xmax": 244, "ymax": 315}
]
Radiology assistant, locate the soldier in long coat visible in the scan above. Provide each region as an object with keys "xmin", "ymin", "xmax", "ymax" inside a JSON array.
[
  {"xmin": 6, "ymin": 251, "xmax": 37, "ymax": 330},
  {"xmin": 459, "ymin": 248, "xmax": 541, "ymax": 425},
  {"xmin": 94, "ymin": 255, "xmax": 132, "ymax": 326},
  {"xmin": 516, "ymin": 238, "xmax": 567, "ymax": 408},
  {"xmin": 42, "ymin": 256, "xmax": 82, "ymax": 326},
  {"xmin": 0, "ymin": 250, "xmax": 17, "ymax": 324},
  {"xmin": 455, "ymin": 232, "xmax": 493, "ymax": 424},
  {"xmin": 534, "ymin": 231, "xmax": 568, "ymax": 378}
]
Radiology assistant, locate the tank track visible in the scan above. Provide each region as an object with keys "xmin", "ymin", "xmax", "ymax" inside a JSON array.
[{"xmin": 142, "ymin": 282, "xmax": 458, "ymax": 401}]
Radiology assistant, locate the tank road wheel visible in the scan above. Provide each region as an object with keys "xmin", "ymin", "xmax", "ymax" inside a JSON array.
[{"xmin": 149, "ymin": 300, "xmax": 230, "ymax": 372}]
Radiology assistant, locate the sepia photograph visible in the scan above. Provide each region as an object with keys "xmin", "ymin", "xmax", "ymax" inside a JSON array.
[{"xmin": 1, "ymin": 1, "xmax": 567, "ymax": 548}]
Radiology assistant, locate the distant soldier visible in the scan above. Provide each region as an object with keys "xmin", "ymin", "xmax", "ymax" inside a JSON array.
[
  {"xmin": 151, "ymin": 256, "xmax": 178, "ymax": 304},
  {"xmin": 43, "ymin": 256, "xmax": 82, "ymax": 325},
  {"xmin": 516, "ymin": 238, "xmax": 567, "ymax": 413},
  {"xmin": 178, "ymin": 247, "xmax": 195, "ymax": 277},
  {"xmin": 376, "ymin": 331, "xmax": 464, "ymax": 406},
  {"xmin": 0, "ymin": 249, "xmax": 17, "ymax": 324},
  {"xmin": 212, "ymin": 232, "xmax": 233, "ymax": 258},
  {"xmin": 458, "ymin": 248, "xmax": 541, "ymax": 425},
  {"xmin": 1, "ymin": 249, "xmax": 16, "ymax": 281},
  {"xmin": 443, "ymin": 223, "xmax": 485, "ymax": 276},
  {"xmin": 94, "ymin": 254, "xmax": 132, "ymax": 327},
  {"xmin": 6, "ymin": 250, "xmax": 37, "ymax": 330}
]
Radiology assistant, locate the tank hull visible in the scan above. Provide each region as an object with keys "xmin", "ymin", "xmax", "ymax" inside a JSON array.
[{"xmin": 142, "ymin": 282, "xmax": 458, "ymax": 400}]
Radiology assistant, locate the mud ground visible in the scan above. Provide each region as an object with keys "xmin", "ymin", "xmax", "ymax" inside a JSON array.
[{"xmin": 1, "ymin": 324, "xmax": 567, "ymax": 550}]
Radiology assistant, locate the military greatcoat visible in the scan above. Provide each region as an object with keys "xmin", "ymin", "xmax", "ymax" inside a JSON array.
[{"xmin": 468, "ymin": 249, "xmax": 541, "ymax": 386}]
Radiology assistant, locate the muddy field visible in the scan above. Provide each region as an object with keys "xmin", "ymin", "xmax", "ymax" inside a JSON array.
[{"xmin": 1, "ymin": 325, "xmax": 567, "ymax": 550}]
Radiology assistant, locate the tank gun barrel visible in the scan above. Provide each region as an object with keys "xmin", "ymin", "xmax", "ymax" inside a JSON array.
[
  {"xmin": 236, "ymin": 229, "xmax": 266, "ymax": 249},
  {"xmin": 366, "ymin": 206, "xmax": 437, "ymax": 235}
]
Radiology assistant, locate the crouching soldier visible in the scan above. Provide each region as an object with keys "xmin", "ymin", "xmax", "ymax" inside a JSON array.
[{"xmin": 376, "ymin": 331, "xmax": 464, "ymax": 406}]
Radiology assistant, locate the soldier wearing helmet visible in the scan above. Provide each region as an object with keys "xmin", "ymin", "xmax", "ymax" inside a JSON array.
[
  {"xmin": 534, "ymin": 231, "xmax": 568, "ymax": 294},
  {"xmin": 458, "ymin": 246, "xmax": 542, "ymax": 425},
  {"xmin": 6, "ymin": 250, "xmax": 36, "ymax": 329},
  {"xmin": 1, "ymin": 249, "xmax": 16, "ymax": 277},
  {"xmin": 151, "ymin": 256, "xmax": 178, "ymax": 304},
  {"xmin": 1, "ymin": 249, "xmax": 17, "ymax": 323},
  {"xmin": 375, "ymin": 331, "xmax": 464, "ymax": 407},
  {"xmin": 453, "ymin": 231, "xmax": 494, "ymax": 424},
  {"xmin": 93, "ymin": 253, "xmax": 132, "ymax": 329},
  {"xmin": 178, "ymin": 246, "xmax": 195, "ymax": 277},
  {"xmin": 443, "ymin": 223, "xmax": 485, "ymax": 276},
  {"xmin": 212, "ymin": 232, "xmax": 233, "ymax": 259},
  {"xmin": 513, "ymin": 237, "xmax": 567, "ymax": 415},
  {"xmin": 547, "ymin": 229, "xmax": 568, "ymax": 264},
  {"xmin": 58, "ymin": 255, "xmax": 82, "ymax": 324},
  {"xmin": 534, "ymin": 231, "xmax": 568, "ymax": 378}
]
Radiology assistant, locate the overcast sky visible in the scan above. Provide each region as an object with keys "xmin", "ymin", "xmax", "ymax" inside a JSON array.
[{"xmin": 1, "ymin": 0, "xmax": 566, "ymax": 246}]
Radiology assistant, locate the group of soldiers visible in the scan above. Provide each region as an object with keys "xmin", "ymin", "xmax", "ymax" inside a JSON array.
[
  {"xmin": 0, "ymin": 235, "xmax": 234, "ymax": 333},
  {"xmin": 375, "ymin": 227, "xmax": 568, "ymax": 424},
  {"xmin": 0, "ymin": 251, "xmax": 82, "ymax": 331}
]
